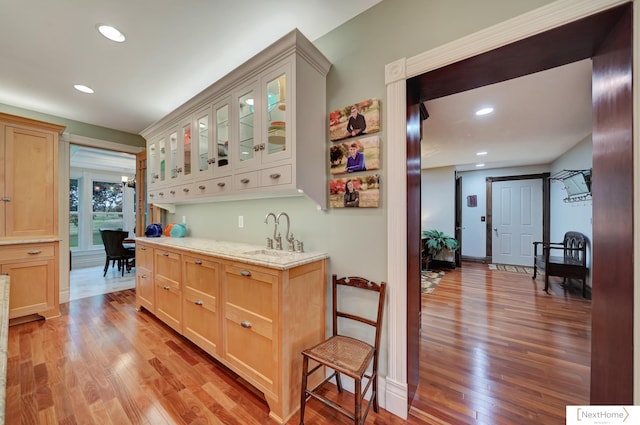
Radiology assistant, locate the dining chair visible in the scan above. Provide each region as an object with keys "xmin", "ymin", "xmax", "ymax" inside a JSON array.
[
  {"xmin": 299, "ymin": 275, "xmax": 386, "ymax": 425},
  {"xmin": 99, "ymin": 229, "xmax": 136, "ymax": 277}
]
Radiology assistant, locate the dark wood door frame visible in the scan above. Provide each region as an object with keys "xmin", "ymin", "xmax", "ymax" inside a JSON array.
[
  {"xmin": 485, "ymin": 173, "xmax": 550, "ymax": 264},
  {"xmin": 407, "ymin": 3, "xmax": 633, "ymax": 405}
]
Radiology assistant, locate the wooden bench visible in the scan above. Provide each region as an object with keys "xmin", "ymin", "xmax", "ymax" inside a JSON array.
[{"xmin": 532, "ymin": 231, "xmax": 588, "ymax": 297}]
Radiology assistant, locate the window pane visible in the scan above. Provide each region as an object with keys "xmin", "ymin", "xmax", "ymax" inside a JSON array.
[
  {"xmin": 93, "ymin": 213, "xmax": 124, "ymax": 245},
  {"xmin": 70, "ymin": 212, "xmax": 79, "ymax": 248},
  {"xmin": 70, "ymin": 179, "xmax": 79, "ymax": 212},
  {"xmin": 70, "ymin": 178, "xmax": 79, "ymax": 248},
  {"xmin": 92, "ymin": 181, "xmax": 123, "ymax": 213}
]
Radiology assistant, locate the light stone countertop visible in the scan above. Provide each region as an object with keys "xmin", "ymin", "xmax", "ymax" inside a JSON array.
[
  {"xmin": 135, "ymin": 237, "xmax": 328, "ymax": 270},
  {"xmin": 0, "ymin": 238, "xmax": 60, "ymax": 245},
  {"xmin": 0, "ymin": 275, "xmax": 9, "ymax": 425}
]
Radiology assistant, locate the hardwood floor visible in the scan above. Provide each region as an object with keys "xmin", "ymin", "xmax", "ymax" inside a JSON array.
[
  {"xmin": 411, "ymin": 262, "xmax": 591, "ymax": 425},
  {"xmin": 6, "ymin": 262, "xmax": 590, "ymax": 424}
]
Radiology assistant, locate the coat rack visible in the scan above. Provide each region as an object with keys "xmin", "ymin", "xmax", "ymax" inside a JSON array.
[{"xmin": 549, "ymin": 169, "xmax": 592, "ymax": 203}]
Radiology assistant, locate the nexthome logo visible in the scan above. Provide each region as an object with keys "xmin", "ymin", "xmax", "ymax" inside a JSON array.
[{"xmin": 566, "ymin": 406, "xmax": 635, "ymax": 424}]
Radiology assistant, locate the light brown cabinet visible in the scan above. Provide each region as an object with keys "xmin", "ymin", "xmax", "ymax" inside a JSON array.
[
  {"xmin": 0, "ymin": 114, "xmax": 62, "ymax": 239},
  {"xmin": 154, "ymin": 247, "xmax": 182, "ymax": 333},
  {"xmin": 183, "ymin": 254, "xmax": 220, "ymax": 356},
  {"xmin": 0, "ymin": 113, "xmax": 63, "ymax": 321},
  {"xmin": 1, "ymin": 242, "xmax": 59, "ymax": 319},
  {"xmin": 223, "ymin": 263, "xmax": 278, "ymax": 393},
  {"xmin": 135, "ymin": 242, "xmax": 154, "ymax": 312},
  {"xmin": 135, "ymin": 239, "xmax": 326, "ymax": 424}
]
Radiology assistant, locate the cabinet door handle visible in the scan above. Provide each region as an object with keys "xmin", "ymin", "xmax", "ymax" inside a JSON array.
[
  {"xmin": 159, "ymin": 192, "xmax": 164, "ymax": 196},
  {"xmin": 207, "ymin": 158, "xmax": 216, "ymax": 164},
  {"xmin": 140, "ymin": 246, "xmax": 147, "ymax": 250},
  {"xmin": 183, "ymin": 188, "xmax": 190, "ymax": 193},
  {"xmin": 162, "ymin": 252, "xmax": 170, "ymax": 256},
  {"xmin": 163, "ymin": 285, "xmax": 170, "ymax": 290},
  {"xmin": 0, "ymin": 197, "xmax": 10, "ymax": 202},
  {"xmin": 140, "ymin": 274, "xmax": 148, "ymax": 278},
  {"xmin": 217, "ymin": 182, "xmax": 226, "ymax": 187},
  {"xmin": 170, "ymin": 190, "xmax": 176, "ymax": 195},
  {"xmin": 195, "ymin": 300, "xmax": 203, "ymax": 306},
  {"xmin": 194, "ymin": 259, "xmax": 202, "ymax": 265},
  {"xmin": 240, "ymin": 321, "xmax": 252, "ymax": 328},
  {"xmin": 240, "ymin": 270, "xmax": 252, "ymax": 277},
  {"xmin": 269, "ymin": 173, "xmax": 281, "ymax": 179},
  {"xmin": 240, "ymin": 178, "xmax": 250, "ymax": 184},
  {"xmin": 259, "ymin": 143, "xmax": 266, "ymax": 151},
  {"xmin": 253, "ymin": 145, "xmax": 261, "ymax": 152},
  {"xmin": 27, "ymin": 250, "xmax": 42, "ymax": 255},
  {"xmin": 198, "ymin": 185, "xmax": 206, "ymax": 190},
  {"xmin": 149, "ymin": 193, "xmax": 155, "ymax": 198}
]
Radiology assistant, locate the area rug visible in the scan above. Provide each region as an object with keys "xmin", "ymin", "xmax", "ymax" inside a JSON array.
[
  {"xmin": 489, "ymin": 264, "xmax": 534, "ymax": 275},
  {"xmin": 421, "ymin": 270, "xmax": 445, "ymax": 294}
]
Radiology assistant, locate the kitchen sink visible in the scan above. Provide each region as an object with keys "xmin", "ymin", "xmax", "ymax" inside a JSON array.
[{"xmin": 242, "ymin": 249, "xmax": 296, "ymax": 257}]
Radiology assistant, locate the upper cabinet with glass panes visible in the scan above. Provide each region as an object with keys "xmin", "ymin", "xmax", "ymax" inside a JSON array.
[{"xmin": 141, "ymin": 29, "xmax": 331, "ymax": 209}]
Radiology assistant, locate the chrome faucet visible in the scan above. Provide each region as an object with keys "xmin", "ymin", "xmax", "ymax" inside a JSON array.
[
  {"xmin": 276, "ymin": 212, "xmax": 295, "ymax": 251},
  {"xmin": 264, "ymin": 212, "xmax": 279, "ymax": 249}
]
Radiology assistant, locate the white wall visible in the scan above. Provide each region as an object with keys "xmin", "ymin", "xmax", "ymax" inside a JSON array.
[
  {"xmin": 549, "ymin": 135, "xmax": 593, "ymax": 242},
  {"xmin": 421, "ymin": 166, "xmax": 456, "ymax": 236}
]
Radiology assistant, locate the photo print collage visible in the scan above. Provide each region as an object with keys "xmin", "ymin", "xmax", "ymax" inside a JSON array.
[{"xmin": 328, "ymin": 98, "xmax": 380, "ymax": 208}]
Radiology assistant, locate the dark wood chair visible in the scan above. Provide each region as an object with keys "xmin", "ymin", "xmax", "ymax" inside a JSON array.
[
  {"xmin": 532, "ymin": 231, "xmax": 588, "ymax": 297},
  {"xmin": 299, "ymin": 275, "xmax": 386, "ymax": 425},
  {"xmin": 99, "ymin": 229, "xmax": 136, "ymax": 277}
]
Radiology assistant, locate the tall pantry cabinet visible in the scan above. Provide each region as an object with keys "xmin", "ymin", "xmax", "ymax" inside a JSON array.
[{"xmin": 0, "ymin": 113, "xmax": 64, "ymax": 320}]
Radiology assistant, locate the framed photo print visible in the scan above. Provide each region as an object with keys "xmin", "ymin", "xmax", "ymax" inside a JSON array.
[
  {"xmin": 330, "ymin": 135, "xmax": 380, "ymax": 175},
  {"xmin": 329, "ymin": 98, "xmax": 380, "ymax": 142},
  {"xmin": 329, "ymin": 174, "xmax": 380, "ymax": 208}
]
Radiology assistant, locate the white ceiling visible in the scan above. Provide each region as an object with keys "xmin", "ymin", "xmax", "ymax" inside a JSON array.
[
  {"xmin": 0, "ymin": 0, "xmax": 382, "ymax": 134},
  {"xmin": 422, "ymin": 59, "xmax": 593, "ymax": 171},
  {"xmin": 1, "ymin": 1, "xmax": 592, "ymax": 172}
]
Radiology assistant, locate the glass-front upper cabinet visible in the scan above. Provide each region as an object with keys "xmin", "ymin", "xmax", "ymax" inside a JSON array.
[
  {"xmin": 264, "ymin": 72, "xmax": 287, "ymax": 157},
  {"xmin": 147, "ymin": 138, "xmax": 158, "ymax": 186},
  {"xmin": 158, "ymin": 134, "xmax": 167, "ymax": 185},
  {"xmin": 214, "ymin": 99, "xmax": 230, "ymax": 175},
  {"xmin": 194, "ymin": 106, "xmax": 211, "ymax": 177},
  {"xmin": 261, "ymin": 62, "xmax": 291, "ymax": 164},
  {"xmin": 181, "ymin": 121, "xmax": 192, "ymax": 180},
  {"xmin": 234, "ymin": 81, "xmax": 260, "ymax": 170}
]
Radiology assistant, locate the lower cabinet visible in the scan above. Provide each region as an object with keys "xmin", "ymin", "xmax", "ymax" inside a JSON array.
[
  {"xmin": 154, "ymin": 247, "xmax": 182, "ymax": 333},
  {"xmin": 135, "ymin": 240, "xmax": 326, "ymax": 424},
  {"xmin": 135, "ymin": 242, "xmax": 154, "ymax": 312},
  {"xmin": 0, "ymin": 241, "xmax": 59, "ymax": 320},
  {"xmin": 183, "ymin": 254, "xmax": 220, "ymax": 356}
]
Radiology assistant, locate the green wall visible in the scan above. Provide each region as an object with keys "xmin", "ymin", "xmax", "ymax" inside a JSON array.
[{"xmin": 0, "ymin": 102, "xmax": 144, "ymax": 147}]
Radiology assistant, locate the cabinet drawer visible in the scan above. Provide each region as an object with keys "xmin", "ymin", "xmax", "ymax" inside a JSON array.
[
  {"xmin": 154, "ymin": 249, "xmax": 182, "ymax": 287},
  {"xmin": 195, "ymin": 176, "xmax": 232, "ymax": 196},
  {"xmin": 148, "ymin": 188, "xmax": 170, "ymax": 203},
  {"xmin": 165, "ymin": 182, "xmax": 196, "ymax": 202},
  {"xmin": 0, "ymin": 243, "xmax": 56, "ymax": 261},
  {"xmin": 224, "ymin": 264, "xmax": 277, "ymax": 320},
  {"xmin": 136, "ymin": 243, "xmax": 154, "ymax": 268},
  {"xmin": 259, "ymin": 165, "xmax": 292, "ymax": 187},
  {"xmin": 183, "ymin": 255, "xmax": 219, "ymax": 296},
  {"xmin": 233, "ymin": 171, "xmax": 259, "ymax": 191}
]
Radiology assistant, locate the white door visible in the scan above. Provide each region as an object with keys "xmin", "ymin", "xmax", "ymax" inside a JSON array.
[{"xmin": 491, "ymin": 178, "xmax": 543, "ymax": 266}]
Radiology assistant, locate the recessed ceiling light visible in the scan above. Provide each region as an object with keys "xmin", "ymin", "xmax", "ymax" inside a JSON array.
[
  {"xmin": 476, "ymin": 163, "xmax": 486, "ymax": 167},
  {"xmin": 74, "ymin": 84, "xmax": 94, "ymax": 94},
  {"xmin": 97, "ymin": 24, "xmax": 126, "ymax": 42},
  {"xmin": 475, "ymin": 107, "xmax": 494, "ymax": 116},
  {"xmin": 476, "ymin": 151, "xmax": 488, "ymax": 156}
]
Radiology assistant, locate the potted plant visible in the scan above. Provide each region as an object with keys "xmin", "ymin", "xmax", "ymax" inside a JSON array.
[{"xmin": 422, "ymin": 229, "xmax": 459, "ymax": 269}]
